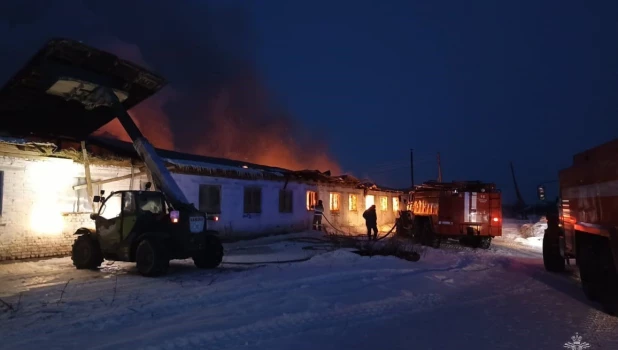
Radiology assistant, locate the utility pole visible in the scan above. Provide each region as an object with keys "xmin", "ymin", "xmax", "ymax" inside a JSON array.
[
  {"xmin": 437, "ymin": 152, "xmax": 442, "ymax": 182},
  {"xmin": 410, "ymin": 149, "xmax": 414, "ymax": 188}
]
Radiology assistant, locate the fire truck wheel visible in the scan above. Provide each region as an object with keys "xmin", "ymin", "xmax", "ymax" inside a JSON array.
[
  {"xmin": 479, "ymin": 237, "xmax": 492, "ymax": 249},
  {"xmin": 578, "ymin": 237, "xmax": 601, "ymax": 302},
  {"xmin": 421, "ymin": 224, "xmax": 440, "ymax": 248},
  {"xmin": 596, "ymin": 243, "xmax": 618, "ymax": 315},
  {"xmin": 576, "ymin": 234, "xmax": 618, "ymax": 315},
  {"xmin": 542, "ymin": 228, "xmax": 565, "ymax": 273}
]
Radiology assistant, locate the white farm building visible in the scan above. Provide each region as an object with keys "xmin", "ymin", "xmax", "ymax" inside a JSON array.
[{"xmin": 0, "ymin": 136, "xmax": 403, "ymax": 261}]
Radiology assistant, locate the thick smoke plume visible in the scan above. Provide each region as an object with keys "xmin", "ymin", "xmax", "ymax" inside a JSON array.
[{"xmin": 0, "ymin": 1, "xmax": 341, "ymax": 173}]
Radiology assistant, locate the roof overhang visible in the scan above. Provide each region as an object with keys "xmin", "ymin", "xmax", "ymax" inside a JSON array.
[{"xmin": 0, "ymin": 38, "xmax": 166, "ymax": 139}]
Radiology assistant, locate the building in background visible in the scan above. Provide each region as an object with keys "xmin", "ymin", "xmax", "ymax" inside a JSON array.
[{"xmin": 0, "ymin": 136, "xmax": 403, "ymax": 261}]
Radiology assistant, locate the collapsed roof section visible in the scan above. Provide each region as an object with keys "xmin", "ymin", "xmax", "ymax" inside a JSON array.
[
  {"xmin": 0, "ymin": 39, "xmax": 400, "ymax": 193},
  {"xmin": 0, "ymin": 38, "xmax": 166, "ymax": 139},
  {"xmin": 0, "ymin": 136, "xmax": 401, "ymax": 193}
]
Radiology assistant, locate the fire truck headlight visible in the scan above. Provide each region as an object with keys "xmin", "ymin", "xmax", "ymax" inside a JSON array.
[{"xmin": 493, "ymin": 217, "xmax": 499, "ymax": 222}]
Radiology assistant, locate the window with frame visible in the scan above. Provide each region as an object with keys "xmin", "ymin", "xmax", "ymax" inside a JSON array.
[
  {"xmin": 349, "ymin": 194, "xmax": 358, "ymax": 211},
  {"xmin": 306, "ymin": 191, "xmax": 317, "ymax": 210},
  {"xmin": 244, "ymin": 187, "xmax": 262, "ymax": 214},
  {"xmin": 99, "ymin": 192, "xmax": 122, "ymax": 220},
  {"xmin": 199, "ymin": 184, "xmax": 221, "ymax": 214},
  {"xmin": 329, "ymin": 192, "xmax": 341, "ymax": 212},
  {"xmin": 379, "ymin": 196, "xmax": 388, "ymax": 211},
  {"xmin": 393, "ymin": 197, "xmax": 400, "ymax": 212},
  {"xmin": 73, "ymin": 177, "xmax": 94, "ymax": 213},
  {"xmin": 279, "ymin": 189, "xmax": 293, "ymax": 213},
  {"xmin": 138, "ymin": 192, "xmax": 165, "ymax": 214},
  {"xmin": 123, "ymin": 191, "xmax": 137, "ymax": 214}
]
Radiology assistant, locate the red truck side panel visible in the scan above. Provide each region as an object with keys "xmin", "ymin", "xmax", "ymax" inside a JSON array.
[
  {"xmin": 489, "ymin": 192, "xmax": 502, "ymax": 236},
  {"xmin": 412, "ymin": 185, "xmax": 502, "ymax": 238},
  {"xmin": 559, "ymin": 138, "xmax": 618, "ymax": 252}
]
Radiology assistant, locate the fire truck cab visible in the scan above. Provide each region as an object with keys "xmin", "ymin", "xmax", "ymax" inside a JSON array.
[{"xmin": 404, "ymin": 181, "xmax": 502, "ymax": 249}]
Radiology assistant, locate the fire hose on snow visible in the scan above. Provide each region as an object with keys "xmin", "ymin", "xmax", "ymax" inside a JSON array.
[
  {"xmin": 320, "ymin": 214, "xmax": 397, "ymax": 242},
  {"xmin": 221, "ymin": 215, "xmax": 419, "ymax": 266}
]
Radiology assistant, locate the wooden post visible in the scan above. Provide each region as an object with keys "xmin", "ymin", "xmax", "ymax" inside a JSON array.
[
  {"xmin": 72, "ymin": 165, "xmax": 175, "ymax": 190},
  {"xmin": 146, "ymin": 169, "xmax": 156, "ymax": 191},
  {"xmin": 129, "ymin": 160, "xmax": 135, "ymax": 190},
  {"xmin": 80, "ymin": 141, "xmax": 95, "ymax": 212}
]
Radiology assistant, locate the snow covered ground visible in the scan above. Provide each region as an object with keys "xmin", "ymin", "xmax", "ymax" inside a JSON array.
[
  {"xmin": 1, "ymin": 223, "xmax": 617, "ymax": 350},
  {"xmin": 501, "ymin": 218, "xmax": 547, "ymax": 249}
]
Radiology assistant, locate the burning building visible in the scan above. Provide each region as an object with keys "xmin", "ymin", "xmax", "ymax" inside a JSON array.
[
  {"xmin": 0, "ymin": 38, "xmax": 401, "ymax": 261},
  {"xmin": 0, "ymin": 136, "xmax": 402, "ymax": 260}
]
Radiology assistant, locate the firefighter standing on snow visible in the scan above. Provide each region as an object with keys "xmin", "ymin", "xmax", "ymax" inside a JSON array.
[
  {"xmin": 312, "ymin": 200, "xmax": 324, "ymax": 231},
  {"xmin": 363, "ymin": 205, "xmax": 378, "ymax": 240}
]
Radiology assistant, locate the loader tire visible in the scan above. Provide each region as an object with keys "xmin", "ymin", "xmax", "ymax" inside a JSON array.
[
  {"xmin": 194, "ymin": 235, "xmax": 224, "ymax": 269},
  {"xmin": 543, "ymin": 228, "xmax": 565, "ymax": 273},
  {"xmin": 72, "ymin": 235, "xmax": 104, "ymax": 270},
  {"xmin": 136, "ymin": 239, "xmax": 169, "ymax": 277}
]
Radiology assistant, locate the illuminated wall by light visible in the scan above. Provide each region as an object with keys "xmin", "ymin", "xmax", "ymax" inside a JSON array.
[
  {"xmin": 365, "ymin": 195, "xmax": 375, "ymax": 209},
  {"xmin": 379, "ymin": 196, "xmax": 388, "ymax": 211},
  {"xmin": 25, "ymin": 159, "xmax": 76, "ymax": 235}
]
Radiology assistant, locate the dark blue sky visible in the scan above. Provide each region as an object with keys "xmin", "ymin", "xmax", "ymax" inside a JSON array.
[
  {"xmin": 244, "ymin": 0, "xmax": 617, "ymax": 202},
  {"xmin": 0, "ymin": 0, "xmax": 616, "ymax": 204}
]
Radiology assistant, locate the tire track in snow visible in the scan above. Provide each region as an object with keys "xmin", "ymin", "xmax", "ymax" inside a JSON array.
[
  {"xmin": 130, "ymin": 277, "xmax": 551, "ymax": 350},
  {"xmin": 65, "ymin": 260, "xmax": 462, "ymax": 332},
  {"xmin": 3, "ymin": 256, "xmax": 469, "ymax": 339},
  {"xmin": 579, "ymin": 309, "xmax": 618, "ymax": 346}
]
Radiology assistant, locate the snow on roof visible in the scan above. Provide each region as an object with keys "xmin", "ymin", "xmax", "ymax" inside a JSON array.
[
  {"xmin": 0, "ymin": 136, "xmax": 56, "ymax": 148},
  {"xmin": 163, "ymin": 158, "xmax": 287, "ymax": 178}
]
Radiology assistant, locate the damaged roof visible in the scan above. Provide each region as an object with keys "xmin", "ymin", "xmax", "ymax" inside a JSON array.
[
  {"xmin": 0, "ymin": 36, "xmax": 399, "ymax": 193},
  {"xmin": 0, "ymin": 135, "xmax": 401, "ymax": 193},
  {"xmin": 0, "ymin": 38, "xmax": 166, "ymax": 139}
]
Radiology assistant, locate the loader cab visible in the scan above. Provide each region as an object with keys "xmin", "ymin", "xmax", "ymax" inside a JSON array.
[{"xmin": 90, "ymin": 189, "xmax": 171, "ymax": 254}]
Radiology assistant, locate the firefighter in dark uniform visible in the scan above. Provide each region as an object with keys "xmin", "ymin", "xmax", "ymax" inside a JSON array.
[
  {"xmin": 313, "ymin": 200, "xmax": 324, "ymax": 231},
  {"xmin": 363, "ymin": 205, "xmax": 378, "ymax": 240}
]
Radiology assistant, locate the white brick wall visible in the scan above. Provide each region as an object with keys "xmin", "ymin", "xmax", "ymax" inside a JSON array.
[
  {"xmin": 0, "ymin": 155, "xmax": 142, "ymax": 261},
  {"xmin": 0, "ymin": 153, "xmax": 402, "ymax": 260},
  {"xmin": 174, "ymin": 173, "xmax": 316, "ymax": 239}
]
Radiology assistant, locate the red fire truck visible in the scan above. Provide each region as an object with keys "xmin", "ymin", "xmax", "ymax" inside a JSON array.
[
  {"xmin": 543, "ymin": 138, "xmax": 618, "ymax": 315},
  {"xmin": 398, "ymin": 181, "xmax": 502, "ymax": 248}
]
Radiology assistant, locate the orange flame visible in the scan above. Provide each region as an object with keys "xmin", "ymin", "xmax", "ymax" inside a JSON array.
[{"xmin": 93, "ymin": 41, "xmax": 341, "ymax": 174}]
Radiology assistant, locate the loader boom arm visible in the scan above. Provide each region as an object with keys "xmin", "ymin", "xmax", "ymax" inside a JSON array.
[{"xmin": 98, "ymin": 87, "xmax": 192, "ymax": 210}]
